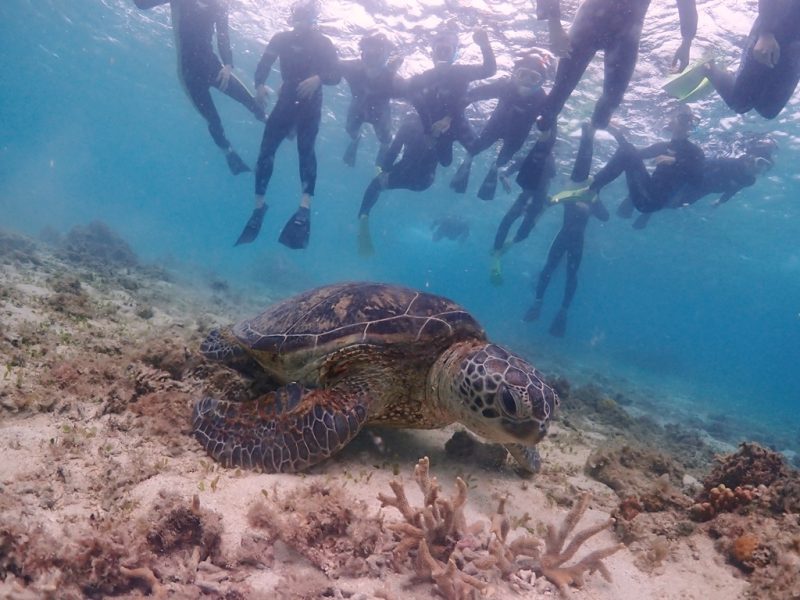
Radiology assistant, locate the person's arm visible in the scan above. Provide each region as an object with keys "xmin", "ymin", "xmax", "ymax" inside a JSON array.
[
  {"xmin": 673, "ymin": 0, "xmax": 697, "ymax": 70},
  {"xmin": 318, "ymin": 36, "xmax": 342, "ymax": 86},
  {"xmin": 757, "ymin": 0, "xmax": 782, "ymax": 34},
  {"xmin": 214, "ymin": 3, "xmax": 233, "ymax": 67},
  {"xmin": 638, "ymin": 142, "xmax": 671, "ymax": 160},
  {"xmin": 465, "ymin": 80, "xmax": 506, "ymax": 104},
  {"xmin": 753, "ymin": 0, "xmax": 782, "ymax": 67},
  {"xmin": 255, "ymin": 34, "xmax": 281, "ymax": 88},
  {"xmin": 133, "ymin": 0, "xmax": 169, "ymax": 9},
  {"xmin": 460, "ymin": 30, "xmax": 496, "ymax": 81}
]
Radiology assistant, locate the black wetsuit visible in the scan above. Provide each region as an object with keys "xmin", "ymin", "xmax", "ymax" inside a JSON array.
[
  {"xmin": 708, "ymin": 0, "xmax": 800, "ymax": 119},
  {"xmin": 340, "ymin": 59, "xmax": 399, "ymax": 146},
  {"xmin": 358, "ymin": 116, "xmax": 439, "ymax": 217},
  {"xmin": 674, "ymin": 157, "xmax": 757, "ymax": 206},
  {"xmin": 399, "ymin": 42, "xmax": 496, "ymax": 166},
  {"xmin": 589, "ymin": 136, "xmax": 705, "ymax": 213},
  {"xmin": 467, "ymin": 80, "xmax": 547, "ymax": 165},
  {"xmin": 254, "ymin": 28, "xmax": 340, "ymax": 197},
  {"xmin": 535, "ymin": 0, "xmax": 697, "ymax": 130},
  {"xmin": 134, "ymin": 0, "xmax": 264, "ymax": 150}
]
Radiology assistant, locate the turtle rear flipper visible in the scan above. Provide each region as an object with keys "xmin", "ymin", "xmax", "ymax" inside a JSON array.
[{"xmin": 192, "ymin": 382, "xmax": 369, "ymax": 473}]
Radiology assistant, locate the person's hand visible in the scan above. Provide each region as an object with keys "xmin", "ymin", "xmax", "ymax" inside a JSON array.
[
  {"xmin": 549, "ymin": 22, "xmax": 572, "ymax": 58},
  {"xmin": 297, "ymin": 74, "xmax": 321, "ymax": 99},
  {"xmin": 472, "ymin": 29, "xmax": 489, "ymax": 46},
  {"xmin": 654, "ymin": 154, "xmax": 676, "ymax": 166},
  {"xmin": 255, "ymin": 84, "xmax": 271, "ymax": 110},
  {"xmin": 431, "ymin": 116, "xmax": 452, "ymax": 136},
  {"xmin": 217, "ymin": 64, "xmax": 232, "ymax": 91},
  {"xmin": 753, "ymin": 33, "xmax": 780, "ymax": 67},
  {"xmin": 671, "ymin": 39, "xmax": 692, "ymax": 72}
]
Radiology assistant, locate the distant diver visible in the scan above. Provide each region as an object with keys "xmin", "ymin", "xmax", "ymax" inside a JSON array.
[
  {"xmin": 450, "ymin": 53, "xmax": 552, "ymax": 199},
  {"xmin": 357, "ymin": 114, "xmax": 440, "ymax": 256},
  {"xmin": 432, "ymin": 215, "xmax": 470, "ymax": 243},
  {"xmin": 619, "ymin": 136, "xmax": 777, "ymax": 229},
  {"xmin": 340, "ymin": 33, "xmax": 403, "ymax": 167},
  {"xmin": 534, "ymin": 0, "xmax": 698, "ymax": 134},
  {"xmin": 235, "ymin": 0, "xmax": 340, "ymax": 250},
  {"xmin": 700, "ymin": 0, "xmax": 800, "ymax": 119},
  {"xmin": 132, "ymin": 0, "xmax": 265, "ymax": 175},
  {"xmin": 397, "ymin": 27, "xmax": 497, "ymax": 169},
  {"xmin": 524, "ymin": 121, "xmax": 609, "ymax": 338}
]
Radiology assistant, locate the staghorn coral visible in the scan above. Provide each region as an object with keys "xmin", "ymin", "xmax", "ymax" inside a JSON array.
[{"xmin": 378, "ymin": 457, "xmax": 623, "ymax": 599}]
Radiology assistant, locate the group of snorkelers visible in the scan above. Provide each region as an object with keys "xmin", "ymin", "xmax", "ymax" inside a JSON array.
[{"xmin": 133, "ymin": 0, "xmax": 799, "ymax": 337}]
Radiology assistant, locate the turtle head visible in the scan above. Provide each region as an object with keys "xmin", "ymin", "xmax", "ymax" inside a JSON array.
[
  {"xmin": 436, "ymin": 342, "xmax": 559, "ymax": 446},
  {"xmin": 200, "ymin": 327, "xmax": 262, "ymax": 378}
]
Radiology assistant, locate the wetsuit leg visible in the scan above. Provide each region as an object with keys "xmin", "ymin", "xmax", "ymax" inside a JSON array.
[
  {"xmin": 561, "ymin": 204, "xmax": 590, "ymax": 309},
  {"xmin": 472, "ymin": 113, "xmax": 506, "ymax": 158},
  {"xmin": 346, "ymin": 101, "xmax": 364, "ymax": 140},
  {"xmin": 296, "ymin": 98, "xmax": 322, "ymax": 195},
  {"xmin": 590, "ymin": 140, "xmax": 656, "ymax": 211},
  {"xmin": 707, "ymin": 25, "xmax": 766, "ymax": 114},
  {"xmin": 591, "ymin": 29, "xmax": 640, "ymax": 129},
  {"xmin": 513, "ymin": 191, "xmax": 548, "ymax": 242},
  {"xmin": 535, "ymin": 217, "xmax": 570, "ymax": 301},
  {"xmin": 570, "ymin": 124, "xmax": 594, "ymax": 182},
  {"xmin": 754, "ymin": 39, "xmax": 800, "ymax": 118},
  {"xmin": 359, "ymin": 176, "xmax": 384, "ymax": 217},
  {"xmin": 494, "ymin": 192, "xmax": 528, "ymax": 251},
  {"xmin": 255, "ymin": 97, "xmax": 296, "ymax": 195},
  {"xmin": 216, "ymin": 72, "xmax": 265, "ymax": 121},
  {"xmin": 181, "ymin": 61, "xmax": 229, "ymax": 149},
  {"xmin": 372, "ymin": 104, "xmax": 394, "ymax": 165},
  {"xmin": 516, "ymin": 129, "xmax": 558, "ymax": 190}
]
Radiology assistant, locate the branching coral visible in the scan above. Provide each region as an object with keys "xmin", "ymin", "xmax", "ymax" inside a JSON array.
[{"xmin": 378, "ymin": 457, "xmax": 623, "ymax": 599}]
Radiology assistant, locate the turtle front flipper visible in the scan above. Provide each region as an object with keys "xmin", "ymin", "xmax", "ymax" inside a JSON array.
[
  {"xmin": 504, "ymin": 443, "xmax": 541, "ymax": 476},
  {"xmin": 192, "ymin": 382, "xmax": 369, "ymax": 473}
]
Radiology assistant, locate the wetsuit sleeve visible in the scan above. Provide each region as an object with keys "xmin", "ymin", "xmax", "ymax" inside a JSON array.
[
  {"xmin": 536, "ymin": 0, "xmax": 561, "ymax": 21},
  {"xmin": 317, "ymin": 35, "xmax": 342, "ymax": 86},
  {"xmin": 215, "ymin": 3, "xmax": 234, "ymax": 66},
  {"xmin": 255, "ymin": 33, "xmax": 284, "ymax": 87},
  {"xmin": 756, "ymin": 0, "xmax": 782, "ymax": 34},
  {"xmin": 465, "ymin": 80, "xmax": 506, "ymax": 104},
  {"xmin": 637, "ymin": 142, "xmax": 671, "ymax": 159},
  {"xmin": 676, "ymin": 0, "xmax": 698, "ymax": 41}
]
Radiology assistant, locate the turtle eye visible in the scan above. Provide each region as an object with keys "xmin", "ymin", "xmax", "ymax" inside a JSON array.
[{"xmin": 500, "ymin": 388, "xmax": 517, "ymax": 416}]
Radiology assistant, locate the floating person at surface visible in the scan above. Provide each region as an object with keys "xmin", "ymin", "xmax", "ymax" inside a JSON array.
[
  {"xmin": 397, "ymin": 27, "xmax": 496, "ymax": 169},
  {"xmin": 489, "ymin": 127, "xmax": 558, "ymax": 285},
  {"xmin": 450, "ymin": 52, "xmax": 553, "ymax": 199},
  {"xmin": 555, "ymin": 106, "xmax": 705, "ymax": 216},
  {"xmin": 618, "ymin": 135, "xmax": 777, "ymax": 229},
  {"xmin": 340, "ymin": 33, "xmax": 403, "ymax": 167},
  {"xmin": 524, "ymin": 122, "xmax": 609, "ymax": 338},
  {"xmin": 699, "ymin": 0, "xmax": 800, "ymax": 119},
  {"xmin": 132, "ymin": 0, "xmax": 265, "ymax": 175},
  {"xmin": 431, "ymin": 214, "xmax": 470, "ymax": 243},
  {"xmin": 235, "ymin": 0, "xmax": 340, "ymax": 250},
  {"xmin": 356, "ymin": 114, "xmax": 440, "ymax": 256}
]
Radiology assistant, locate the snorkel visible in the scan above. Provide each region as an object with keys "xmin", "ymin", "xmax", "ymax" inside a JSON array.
[
  {"xmin": 290, "ymin": 0, "xmax": 319, "ymax": 31},
  {"xmin": 432, "ymin": 30, "xmax": 459, "ymax": 66}
]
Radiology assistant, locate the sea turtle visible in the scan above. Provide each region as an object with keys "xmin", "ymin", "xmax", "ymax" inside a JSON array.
[{"xmin": 193, "ymin": 282, "xmax": 559, "ymax": 474}]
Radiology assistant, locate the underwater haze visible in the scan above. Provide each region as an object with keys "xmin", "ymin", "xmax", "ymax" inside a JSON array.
[{"xmin": 2, "ymin": 0, "xmax": 799, "ymax": 453}]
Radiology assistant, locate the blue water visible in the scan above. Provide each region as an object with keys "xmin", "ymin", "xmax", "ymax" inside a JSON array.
[{"xmin": 2, "ymin": 1, "xmax": 798, "ymax": 450}]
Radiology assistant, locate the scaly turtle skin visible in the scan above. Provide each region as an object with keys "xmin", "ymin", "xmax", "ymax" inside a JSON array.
[{"xmin": 193, "ymin": 282, "xmax": 559, "ymax": 473}]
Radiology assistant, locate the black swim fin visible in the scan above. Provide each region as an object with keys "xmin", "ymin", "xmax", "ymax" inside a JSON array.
[
  {"xmin": 226, "ymin": 150, "xmax": 251, "ymax": 175},
  {"xmin": 549, "ymin": 308, "xmax": 568, "ymax": 337},
  {"xmin": 449, "ymin": 159, "xmax": 472, "ymax": 194},
  {"xmin": 616, "ymin": 196, "xmax": 634, "ymax": 218},
  {"xmin": 278, "ymin": 206, "xmax": 311, "ymax": 250},
  {"xmin": 523, "ymin": 299, "xmax": 543, "ymax": 322},
  {"xmin": 343, "ymin": 137, "xmax": 359, "ymax": 167},
  {"xmin": 477, "ymin": 168, "xmax": 498, "ymax": 201},
  {"xmin": 234, "ymin": 205, "xmax": 267, "ymax": 246}
]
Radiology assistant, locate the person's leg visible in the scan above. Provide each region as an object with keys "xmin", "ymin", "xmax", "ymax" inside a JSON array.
[
  {"xmin": 450, "ymin": 117, "xmax": 480, "ymax": 193},
  {"xmin": 550, "ymin": 204, "xmax": 589, "ymax": 337},
  {"xmin": 524, "ymin": 212, "xmax": 569, "ymax": 321},
  {"xmin": 255, "ymin": 99, "xmax": 295, "ymax": 198},
  {"xmin": 537, "ymin": 33, "xmax": 597, "ymax": 131},
  {"xmin": 754, "ymin": 39, "xmax": 800, "ymax": 118},
  {"xmin": 705, "ymin": 26, "xmax": 763, "ymax": 114},
  {"xmin": 516, "ymin": 127, "xmax": 558, "ymax": 190},
  {"xmin": 493, "ymin": 192, "xmax": 528, "ymax": 251},
  {"xmin": 219, "ymin": 71, "xmax": 266, "ymax": 121},
  {"xmin": 513, "ymin": 192, "xmax": 548, "ymax": 242},
  {"xmin": 372, "ymin": 104, "xmax": 394, "ymax": 166},
  {"xmin": 343, "ymin": 102, "xmax": 363, "ymax": 166},
  {"xmin": 570, "ymin": 122, "xmax": 595, "ymax": 183},
  {"xmin": 591, "ymin": 31, "xmax": 640, "ymax": 129}
]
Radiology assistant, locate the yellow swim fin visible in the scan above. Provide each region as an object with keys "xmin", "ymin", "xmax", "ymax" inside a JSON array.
[{"xmin": 662, "ymin": 56, "xmax": 714, "ymax": 99}]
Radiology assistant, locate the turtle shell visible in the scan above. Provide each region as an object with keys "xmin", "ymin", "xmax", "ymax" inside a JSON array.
[{"xmin": 231, "ymin": 282, "xmax": 485, "ymax": 370}]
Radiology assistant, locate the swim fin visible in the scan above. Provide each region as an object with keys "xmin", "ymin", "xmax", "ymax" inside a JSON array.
[
  {"xmin": 226, "ymin": 150, "xmax": 251, "ymax": 175},
  {"xmin": 477, "ymin": 168, "xmax": 498, "ymax": 201},
  {"xmin": 357, "ymin": 216, "xmax": 374, "ymax": 257},
  {"xmin": 278, "ymin": 206, "xmax": 311, "ymax": 250},
  {"xmin": 662, "ymin": 57, "xmax": 714, "ymax": 99},
  {"xmin": 550, "ymin": 178, "xmax": 596, "ymax": 205},
  {"xmin": 549, "ymin": 308, "xmax": 568, "ymax": 338},
  {"xmin": 523, "ymin": 299, "xmax": 543, "ymax": 322},
  {"xmin": 616, "ymin": 196, "xmax": 634, "ymax": 218},
  {"xmin": 678, "ymin": 77, "xmax": 713, "ymax": 103},
  {"xmin": 343, "ymin": 137, "xmax": 359, "ymax": 167},
  {"xmin": 632, "ymin": 212, "xmax": 651, "ymax": 230},
  {"xmin": 234, "ymin": 205, "xmax": 267, "ymax": 246},
  {"xmin": 490, "ymin": 254, "xmax": 503, "ymax": 286},
  {"xmin": 450, "ymin": 159, "xmax": 472, "ymax": 194}
]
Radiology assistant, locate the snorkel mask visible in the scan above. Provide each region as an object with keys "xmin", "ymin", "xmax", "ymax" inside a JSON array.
[
  {"xmin": 290, "ymin": 0, "xmax": 319, "ymax": 30},
  {"xmin": 432, "ymin": 30, "xmax": 459, "ymax": 65}
]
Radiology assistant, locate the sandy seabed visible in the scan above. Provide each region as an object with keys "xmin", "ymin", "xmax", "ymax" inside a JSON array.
[{"xmin": 0, "ymin": 224, "xmax": 798, "ymax": 600}]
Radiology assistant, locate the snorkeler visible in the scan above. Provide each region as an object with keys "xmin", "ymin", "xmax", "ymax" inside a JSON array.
[
  {"xmin": 555, "ymin": 106, "xmax": 705, "ymax": 215},
  {"xmin": 489, "ymin": 127, "xmax": 558, "ymax": 285},
  {"xmin": 432, "ymin": 215, "xmax": 470, "ymax": 243},
  {"xmin": 133, "ymin": 0, "xmax": 264, "ymax": 175},
  {"xmin": 620, "ymin": 136, "xmax": 777, "ymax": 229},
  {"xmin": 524, "ymin": 122, "xmax": 609, "ymax": 337},
  {"xmin": 235, "ymin": 0, "xmax": 340, "ymax": 250},
  {"xmin": 398, "ymin": 27, "xmax": 496, "ymax": 169},
  {"xmin": 534, "ymin": 0, "xmax": 697, "ymax": 133},
  {"xmin": 449, "ymin": 53, "xmax": 552, "ymax": 199},
  {"xmin": 356, "ymin": 114, "xmax": 440, "ymax": 256},
  {"xmin": 340, "ymin": 33, "xmax": 403, "ymax": 167},
  {"xmin": 699, "ymin": 0, "xmax": 800, "ymax": 119}
]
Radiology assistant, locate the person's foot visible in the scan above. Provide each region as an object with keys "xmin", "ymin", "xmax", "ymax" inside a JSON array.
[
  {"xmin": 278, "ymin": 206, "xmax": 311, "ymax": 249},
  {"xmin": 591, "ymin": 199, "xmax": 610, "ymax": 222},
  {"xmin": 617, "ymin": 196, "xmax": 634, "ymax": 218},
  {"xmin": 632, "ymin": 213, "xmax": 650, "ymax": 229},
  {"xmin": 549, "ymin": 307, "xmax": 568, "ymax": 337},
  {"xmin": 343, "ymin": 138, "xmax": 359, "ymax": 167},
  {"xmin": 523, "ymin": 299, "xmax": 543, "ymax": 322},
  {"xmin": 226, "ymin": 150, "xmax": 251, "ymax": 175},
  {"xmin": 450, "ymin": 159, "xmax": 472, "ymax": 194},
  {"xmin": 478, "ymin": 167, "xmax": 498, "ymax": 201},
  {"xmin": 357, "ymin": 215, "xmax": 374, "ymax": 257},
  {"xmin": 234, "ymin": 205, "xmax": 267, "ymax": 246}
]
